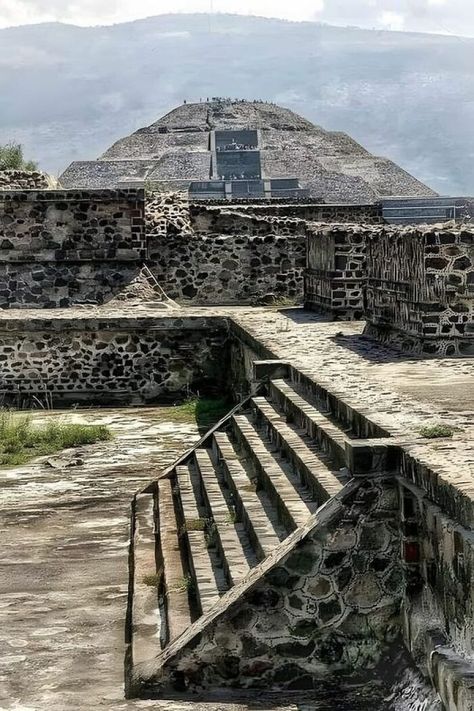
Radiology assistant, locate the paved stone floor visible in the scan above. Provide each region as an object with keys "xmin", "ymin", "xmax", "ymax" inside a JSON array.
[{"xmin": 0, "ymin": 407, "xmax": 200, "ymax": 711}]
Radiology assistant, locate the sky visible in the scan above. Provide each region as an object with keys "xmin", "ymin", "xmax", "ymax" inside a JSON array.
[{"xmin": 0, "ymin": 0, "xmax": 473, "ymax": 37}]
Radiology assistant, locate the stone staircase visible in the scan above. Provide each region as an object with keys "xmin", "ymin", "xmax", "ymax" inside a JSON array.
[
  {"xmin": 127, "ymin": 372, "xmax": 474, "ymax": 708},
  {"xmin": 128, "ymin": 375, "xmax": 359, "ymax": 675}
]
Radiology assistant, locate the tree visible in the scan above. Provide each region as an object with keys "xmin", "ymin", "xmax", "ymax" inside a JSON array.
[{"xmin": 0, "ymin": 142, "xmax": 38, "ymax": 172}]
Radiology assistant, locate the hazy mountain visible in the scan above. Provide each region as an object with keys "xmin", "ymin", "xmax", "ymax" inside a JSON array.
[{"xmin": 0, "ymin": 13, "xmax": 473, "ymax": 195}]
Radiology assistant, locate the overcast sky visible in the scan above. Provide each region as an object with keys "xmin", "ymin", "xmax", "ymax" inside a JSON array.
[{"xmin": 1, "ymin": 0, "xmax": 473, "ymax": 37}]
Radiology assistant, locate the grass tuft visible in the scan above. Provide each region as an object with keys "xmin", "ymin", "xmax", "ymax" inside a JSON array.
[
  {"xmin": 142, "ymin": 571, "xmax": 163, "ymax": 587},
  {"xmin": 171, "ymin": 575, "xmax": 194, "ymax": 593},
  {"xmin": 182, "ymin": 517, "xmax": 207, "ymax": 532},
  {"xmin": 0, "ymin": 411, "xmax": 112, "ymax": 466},
  {"xmin": 419, "ymin": 423, "xmax": 459, "ymax": 439},
  {"xmin": 225, "ymin": 508, "xmax": 239, "ymax": 524}
]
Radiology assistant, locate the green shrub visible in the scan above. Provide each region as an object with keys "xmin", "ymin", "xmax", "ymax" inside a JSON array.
[
  {"xmin": 419, "ymin": 423, "xmax": 457, "ymax": 439},
  {"xmin": 0, "ymin": 142, "xmax": 37, "ymax": 171}
]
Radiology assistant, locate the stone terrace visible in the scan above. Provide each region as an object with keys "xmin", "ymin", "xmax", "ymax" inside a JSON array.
[
  {"xmin": 230, "ymin": 308, "xmax": 474, "ymax": 484},
  {"xmin": 2, "ymin": 302, "xmax": 472, "ymax": 485}
]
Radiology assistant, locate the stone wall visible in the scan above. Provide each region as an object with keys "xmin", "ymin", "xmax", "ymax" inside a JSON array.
[
  {"xmin": 0, "ymin": 189, "xmax": 385, "ymax": 309},
  {"xmin": 194, "ymin": 200, "xmax": 384, "ymax": 224},
  {"xmin": 0, "ymin": 189, "xmax": 145, "ymax": 308},
  {"xmin": 365, "ymin": 226, "xmax": 474, "ymax": 356},
  {"xmin": 305, "ymin": 224, "xmax": 474, "ymax": 354},
  {"xmin": 399, "ymin": 475, "xmax": 474, "ymax": 710},
  {"xmin": 190, "ymin": 206, "xmax": 307, "ymax": 238},
  {"xmin": 140, "ymin": 477, "xmax": 403, "ymax": 694},
  {"xmin": 304, "ymin": 224, "xmax": 367, "ymax": 320},
  {"xmin": 0, "ymin": 315, "xmax": 228, "ymax": 406},
  {"xmin": 0, "ymin": 169, "xmax": 55, "ymax": 190},
  {"xmin": 149, "ymin": 233, "xmax": 306, "ymax": 304}
]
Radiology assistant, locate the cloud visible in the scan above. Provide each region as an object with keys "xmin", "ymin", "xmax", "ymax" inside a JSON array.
[
  {"xmin": 379, "ymin": 11, "xmax": 405, "ymax": 31},
  {"xmin": 0, "ymin": 0, "xmax": 473, "ymax": 36},
  {"xmin": 318, "ymin": 0, "xmax": 474, "ymax": 35}
]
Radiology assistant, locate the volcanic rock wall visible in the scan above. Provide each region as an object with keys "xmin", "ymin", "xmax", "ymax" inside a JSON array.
[
  {"xmin": 0, "ymin": 169, "xmax": 55, "ymax": 190},
  {"xmin": 147, "ymin": 196, "xmax": 308, "ymax": 304},
  {"xmin": 150, "ymin": 232, "xmax": 306, "ymax": 304},
  {"xmin": 0, "ymin": 187, "xmax": 387, "ymax": 309},
  {"xmin": 305, "ymin": 224, "xmax": 474, "ymax": 354},
  {"xmin": 0, "ymin": 189, "xmax": 145, "ymax": 307},
  {"xmin": 304, "ymin": 224, "xmax": 367, "ymax": 319},
  {"xmin": 365, "ymin": 226, "xmax": 474, "ymax": 355},
  {"xmin": 398, "ymin": 465, "xmax": 474, "ymax": 710},
  {"xmin": 0, "ymin": 314, "xmax": 228, "ymax": 406}
]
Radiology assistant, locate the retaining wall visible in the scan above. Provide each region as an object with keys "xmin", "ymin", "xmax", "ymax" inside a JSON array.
[
  {"xmin": 305, "ymin": 224, "xmax": 474, "ymax": 354},
  {"xmin": 0, "ymin": 315, "xmax": 228, "ymax": 406},
  {"xmin": 365, "ymin": 227, "xmax": 474, "ymax": 356},
  {"xmin": 0, "ymin": 189, "xmax": 145, "ymax": 308},
  {"xmin": 149, "ymin": 232, "xmax": 306, "ymax": 304},
  {"xmin": 304, "ymin": 224, "xmax": 367, "ymax": 319}
]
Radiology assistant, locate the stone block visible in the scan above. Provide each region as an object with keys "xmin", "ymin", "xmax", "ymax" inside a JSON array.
[
  {"xmin": 346, "ymin": 441, "xmax": 401, "ymax": 476},
  {"xmin": 252, "ymin": 360, "xmax": 289, "ymax": 382}
]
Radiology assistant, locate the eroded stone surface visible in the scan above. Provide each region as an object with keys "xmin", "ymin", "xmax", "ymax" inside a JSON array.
[{"xmin": 0, "ymin": 407, "xmax": 199, "ymax": 710}]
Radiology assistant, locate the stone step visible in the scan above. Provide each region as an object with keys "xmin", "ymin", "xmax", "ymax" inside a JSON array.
[
  {"xmin": 232, "ymin": 413, "xmax": 318, "ymax": 531},
  {"xmin": 176, "ymin": 465, "xmax": 227, "ymax": 614},
  {"xmin": 212, "ymin": 430, "xmax": 284, "ymax": 559},
  {"xmin": 193, "ymin": 448, "xmax": 253, "ymax": 585},
  {"xmin": 131, "ymin": 493, "xmax": 161, "ymax": 665},
  {"xmin": 269, "ymin": 379, "xmax": 348, "ymax": 468},
  {"xmin": 156, "ymin": 478, "xmax": 192, "ymax": 645},
  {"xmin": 250, "ymin": 396, "xmax": 343, "ymax": 504}
]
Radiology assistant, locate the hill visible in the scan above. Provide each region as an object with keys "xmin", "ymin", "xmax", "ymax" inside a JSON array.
[{"xmin": 0, "ymin": 14, "xmax": 473, "ymax": 194}]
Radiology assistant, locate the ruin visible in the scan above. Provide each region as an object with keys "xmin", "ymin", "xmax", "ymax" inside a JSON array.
[
  {"xmin": 1, "ymin": 101, "xmax": 474, "ymax": 711},
  {"xmin": 305, "ymin": 223, "xmax": 474, "ymax": 355},
  {"xmin": 59, "ymin": 99, "xmax": 436, "ymax": 203}
]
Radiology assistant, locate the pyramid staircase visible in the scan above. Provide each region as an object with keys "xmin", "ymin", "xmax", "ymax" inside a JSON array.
[{"xmin": 127, "ymin": 368, "xmax": 392, "ymax": 696}]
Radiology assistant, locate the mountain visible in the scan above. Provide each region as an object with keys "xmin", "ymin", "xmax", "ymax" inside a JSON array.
[{"xmin": 0, "ymin": 14, "xmax": 473, "ymax": 195}]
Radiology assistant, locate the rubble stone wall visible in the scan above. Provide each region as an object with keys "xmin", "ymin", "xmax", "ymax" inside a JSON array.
[
  {"xmin": 149, "ymin": 233, "xmax": 306, "ymax": 304},
  {"xmin": 365, "ymin": 227, "xmax": 474, "ymax": 356},
  {"xmin": 0, "ymin": 189, "xmax": 145, "ymax": 308},
  {"xmin": 0, "ymin": 315, "xmax": 228, "ymax": 406},
  {"xmin": 189, "ymin": 200, "xmax": 384, "ymax": 224},
  {"xmin": 398, "ymin": 475, "xmax": 474, "ymax": 710},
  {"xmin": 0, "ymin": 169, "xmax": 55, "ymax": 190},
  {"xmin": 305, "ymin": 224, "xmax": 474, "ymax": 353},
  {"xmin": 304, "ymin": 225, "xmax": 367, "ymax": 319}
]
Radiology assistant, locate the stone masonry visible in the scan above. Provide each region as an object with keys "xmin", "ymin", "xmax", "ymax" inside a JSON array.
[
  {"xmin": 0, "ymin": 314, "xmax": 228, "ymax": 406},
  {"xmin": 304, "ymin": 223, "xmax": 367, "ymax": 319},
  {"xmin": 305, "ymin": 223, "xmax": 474, "ymax": 354},
  {"xmin": 0, "ymin": 189, "xmax": 145, "ymax": 308},
  {"xmin": 0, "ymin": 169, "xmax": 56, "ymax": 190},
  {"xmin": 137, "ymin": 478, "xmax": 403, "ymax": 695},
  {"xmin": 365, "ymin": 225, "xmax": 474, "ymax": 355}
]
